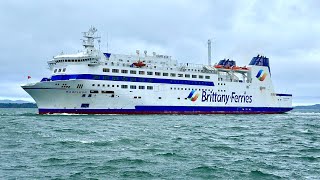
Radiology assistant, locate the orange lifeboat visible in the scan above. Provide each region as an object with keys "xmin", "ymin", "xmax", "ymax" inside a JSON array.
[
  {"xmin": 214, "ymin": 65, "xmax": 223, "ymax": 68},
  {"xmin": 240, "ymin": 66, "xmax": 249, "ymax": 70},
  {"xmin": 133, "ymin": 61, "xmax": 146, "ymax": 67},
  {"xmin": 231, "ymin": 66, "xmax": 241, "ymax": 70}
]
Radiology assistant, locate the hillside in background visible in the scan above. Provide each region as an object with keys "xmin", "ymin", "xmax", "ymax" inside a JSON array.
[
  {"xmin": 294, "ymin": 104, "xmax": 320, "ymax": 109},
  {"xmin": 0, "ymin": 103, "xmax": 37, "ymax": 108}
]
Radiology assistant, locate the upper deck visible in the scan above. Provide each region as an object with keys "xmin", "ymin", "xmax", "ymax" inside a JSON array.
[{"xmin": 45, "ymin": 27, "xmax": 275, "ymax": 84}]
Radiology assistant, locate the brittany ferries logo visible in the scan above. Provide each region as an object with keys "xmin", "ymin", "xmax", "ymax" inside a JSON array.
[
  {"xmin": 187, "ymin": 90, "xmax": 200, "ymax": 102},
  {"xmin": 188, "ymin": 90, "xmax": 253, "ymax": 104},
  {"xmin": 256, "ymin": 70, "xmax": 267, "ymax": 81}
]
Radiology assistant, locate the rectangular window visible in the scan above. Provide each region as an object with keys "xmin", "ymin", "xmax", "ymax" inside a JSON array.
[
  {"xmin": 112, "ymin": 69, "xmax": 119, "ymax": 73},
  {"xmin": 199, "ymin": 75, "xmax": 203, "ymax": 79},
  {"xmin": 155, "ymin": 72, "xmax": 161, "ymax": 76},
  {"xmin": 147, "ymin": 71, "xmax": 153, "ymax": 75},
  {"xmin": 192, "ymin": 75, "xmax": 197, "ymax": 78},
  {"xmin": 130, "ymin": 85, "xmax": 136, "ymax": 89},
  {"xmin": 90, "ymin": 90, "xmax": 99, "ymax": 93},
  {"xmin": 170, "ymin": 73, "xmax": 176, "ymax": 77},
  {"xmin": 178, "ymin": 74, "xmax": 183, "ymax": 77},
  {"xmin": 139, "ymin": 71, "xmax": 145, "ymax": 75},
  {"xmin": 101, "ymin": 90, "xmax": 114, "ymax": 94},
  {"xmin": 185, "ymin": 74, "xmax": 190, "ymax": 78},
  {"xmin": 163, "ymin": 73, "xmax": 169, "ymax": 76},
  {"xmin": 147, "ymin": 86, "xmax": 153, "ymax": 90},
  {"xmin": 121, "ymin": 69, "xmax": 128, "ymax": 73},
  {"xmin": 121, "ymin": 85, "xmax": 128, "ymax": 89},
  {"xmin": 205, "ymin": 76, "xmax": 210, "ymax": 79},
  {"xmin": 139, "ymin": 86, "xmax": 145, "ymax": 89},
  {"xmin": 130, "ymin": 70, "xmax": 136, "ymax": 74},
  {"xmin": 81, "ymin": 103, "xmax": 90, "ymax": 108},
  {"xmin": 63, "ymin": 68, "xmax": 66, "ymax": 72},
  {"xmin": 58, "ymin": 69, "xmax": 61, "ymax": 72}
]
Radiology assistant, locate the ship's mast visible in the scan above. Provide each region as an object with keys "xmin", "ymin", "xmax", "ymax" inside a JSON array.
[
  {"xmin": 208, "ymin": 39, "xmax": 212, "ymax": 66},
  {"xmin": 81, "ymin": 27, "xmax": 100, "ymax": 53}
]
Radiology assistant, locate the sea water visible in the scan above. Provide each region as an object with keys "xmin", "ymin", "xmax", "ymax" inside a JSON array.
[{"xmin": 0, "ymin": 108, "xmax": 319, "ymax": 179}]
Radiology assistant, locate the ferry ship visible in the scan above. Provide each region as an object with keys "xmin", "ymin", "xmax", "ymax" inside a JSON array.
[{"xmin": 22, "ymin": 27, "xmax": 293, "ymax": 114}]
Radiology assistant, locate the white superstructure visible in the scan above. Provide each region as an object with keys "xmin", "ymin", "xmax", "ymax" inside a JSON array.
[{"xmin": 22, "ymin": 27, "xmax": 293, "ymax": 114}]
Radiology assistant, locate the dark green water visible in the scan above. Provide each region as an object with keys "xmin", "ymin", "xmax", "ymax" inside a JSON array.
[{"xmin": 0, "ymin": 108, "xmax": 319, "ymax": 179}]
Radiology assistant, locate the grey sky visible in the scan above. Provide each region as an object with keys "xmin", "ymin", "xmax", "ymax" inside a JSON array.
[{"xmin": 0, "ymin": 0, "xmax": 319, "ymax": 105}]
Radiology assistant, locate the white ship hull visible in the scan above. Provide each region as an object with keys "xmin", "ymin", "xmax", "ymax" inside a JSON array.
[{"xmin": 22, "ymin": 68, "xmax": 292, "ymax": 114}]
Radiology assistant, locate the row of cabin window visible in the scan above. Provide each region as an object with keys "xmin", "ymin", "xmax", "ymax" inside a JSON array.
[
  {"xmin": 171, "ymin": 87, "xmax": 211, "ymax": 91},
  {"xmin": 171, "ymin": 87, "xmax": 226, "ymax": 92},
  {"xmin": 103, "ymin": 68, "xmax": 210, "ymax": 79},
  {"xmin": 54, "ymin": 68, "xmax": 66, "ymax": 73},
  {"xmin": 56, "ymin": 58, "xmax": 94, "ymax": 63},
  {"xmin": 92, "ymin": 83, "xmax": 153, "ymax": 90},
  {"xmin": 121, "ymin": 85, "xmax": 153, "ymax": 90}
]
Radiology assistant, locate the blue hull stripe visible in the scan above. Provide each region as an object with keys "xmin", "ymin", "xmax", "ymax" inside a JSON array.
[
  {"xmin": 46, "ymin": 74, "xmax": 215, "ymax": 86},
  {"xmin": 39, "ymin": 106, "xmax": 293, "ymax": 114}
]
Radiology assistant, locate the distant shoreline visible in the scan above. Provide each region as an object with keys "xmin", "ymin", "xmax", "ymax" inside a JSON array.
[{"xmin": 0, "ymin": 103, "xmax": 37, "ymax": 108}]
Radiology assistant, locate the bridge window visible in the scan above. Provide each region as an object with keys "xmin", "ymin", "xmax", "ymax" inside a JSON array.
[
  {"xmin": 170, "ymin": 73, "xmax": 176, "ymax": 77},
  {"xmin": 199, "ymin": 75, "xmax": 203, "ymax": 79},
  {"xmin": 192, "ymin": 75, "xmax": 197, "ymax": 78},
  {"xmin": 103, "ymin": 68, "xmax": 110, "ymax": 72},
  {"xmin": 54, "ymin": 69, "xmax": 57, "ymax": 73},
  {"xmin": 147, "ymin": 86, "xmax": 153, "ymax": 90},
  {"xmin": 178, "ymin": 74, "xmax": 183, "ymax": 77},
  {"xmin": 147, "ymin": 71, "xmax": 153, "ymax": 75},
  {"xmin": 139, "ymin": 86, "xmax": 145, "ymax": 89},
  {"xmin": 205, "ymin": 76, "xmax": 210, "ymax": 79},
  {"xmin": 155, "ymin": 72, "xmax": 161, "ymax": 76},
  {"xmin": 58, "ymin": 69, "xmax": 61, "ymax": 72},
  {"xmin": 163, "ymin": 73, "xmax": 168, "ymax": 76},
  {"xmin": 185, "ymin": 74, "xmax": 190, "ymax": 78}
]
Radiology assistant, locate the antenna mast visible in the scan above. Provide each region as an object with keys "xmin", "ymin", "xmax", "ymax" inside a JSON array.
[
  {"xmin": 81, "ymin": 26, "xmax": 100, "ymax": 52},
  {"xmin": 107, "ymin": 32, "xmax": 109, "ymax": 53},
  {"xmin": 208, "ymin": 39, "xmax": 212, "ymax": 66}
]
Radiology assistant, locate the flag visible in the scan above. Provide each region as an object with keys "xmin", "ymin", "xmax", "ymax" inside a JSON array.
[{"xmin": 28, "ymin": 76, "xmax": 31, "ymax": 79}]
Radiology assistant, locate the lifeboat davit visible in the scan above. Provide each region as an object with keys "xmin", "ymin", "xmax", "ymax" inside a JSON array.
[{"xmin": 133, "ymin": 61, "xmax": 146, "ymax": 67}]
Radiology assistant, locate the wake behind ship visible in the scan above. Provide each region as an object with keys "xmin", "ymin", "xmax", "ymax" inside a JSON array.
[{"xmin": 22, "ymin": 27, "xmax": 293, "ymax": 114}]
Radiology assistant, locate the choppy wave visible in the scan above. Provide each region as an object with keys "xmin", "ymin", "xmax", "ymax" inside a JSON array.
[{"xmin": 0, "ymin": 108, "xmax": 319, "ymax": 179}]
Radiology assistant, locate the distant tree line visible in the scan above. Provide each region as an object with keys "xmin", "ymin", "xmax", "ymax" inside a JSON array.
[{"xmin": 0, "ymin": 103, "xmax": 37, "ymax": 108}]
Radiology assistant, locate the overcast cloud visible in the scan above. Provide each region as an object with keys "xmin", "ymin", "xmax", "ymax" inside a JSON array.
[{"xmin": 0, "ymin": 0, "xmax": 319, "ymax": 105}]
